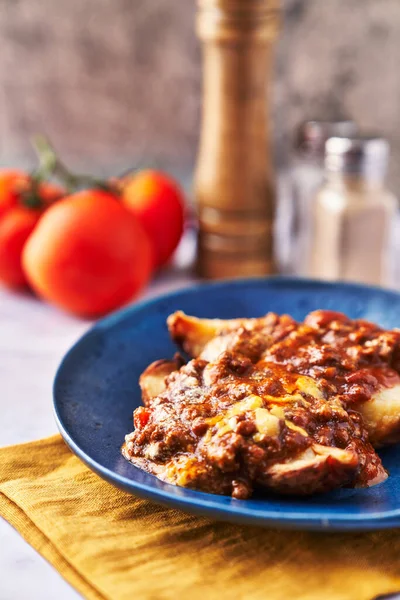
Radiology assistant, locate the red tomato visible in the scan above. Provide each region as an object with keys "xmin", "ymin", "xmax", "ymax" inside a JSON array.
[
  {"xmin": 23, "ymin": 189, "xmax": 153, "ymax": 317},
  {"xmin": 0, "ymin": 169, "xmax": 30, "ymax": 219},
  {"xmin": 0, "ymin": 176, "xmax": 64, "ymax": 288},
  {"xmin": 0, "ymin": 169, "xmax": 64, "ymax": 216},
  {"xmin": 0, "ymin": 207, "xmax": 41, "ymax": 288},
  {"xmin": 121, "ymin": 170, "xmax": 185, "ymax": 269},
  {"xmin": 33, "ymin": 181, "xmax": 65, "ymax": 207},
  {"xmin": 134, "ymin": 406, "xmax": 150, "ymax": 429}
]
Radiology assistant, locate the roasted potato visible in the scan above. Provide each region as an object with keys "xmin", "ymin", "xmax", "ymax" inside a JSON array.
[{"xmin": 139, "ymin": 358, "xmax": 181, "ymax": 405}]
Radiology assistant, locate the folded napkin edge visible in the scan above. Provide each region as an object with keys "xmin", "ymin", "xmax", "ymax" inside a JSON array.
[{"xmin": 0, "ymin": 489, "xmax": 105, "ymax": 600}]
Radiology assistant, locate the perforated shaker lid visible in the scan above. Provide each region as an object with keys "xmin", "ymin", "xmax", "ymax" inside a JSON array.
[{"xmin": 325, "ymin": 135, "xmax": 390, "ymax": 179}]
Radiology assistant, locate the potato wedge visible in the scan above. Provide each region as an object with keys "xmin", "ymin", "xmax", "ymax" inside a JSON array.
[
  {"xmin": 262, "ymin": 446, "xmax": 359, "ymax": 496},
  {"xmin": 360, "ymin": 382, "xmax": 400, "ymax": 447},
  {"xmin": 167, "ymin": 311, "xmax": 247, "ymax": 357},
  {"xmin": 139, "ymin": 358, "xmax": 180, "ymax": 405},
  {"xmin": 167, "ymin": 310, "xmax": 296, "ymax": 361}
]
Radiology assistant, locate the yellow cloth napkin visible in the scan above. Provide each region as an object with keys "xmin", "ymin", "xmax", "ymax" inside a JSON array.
[{"xmin": 1, "ymin": 436, "xmax": 400, "ymax": 600}]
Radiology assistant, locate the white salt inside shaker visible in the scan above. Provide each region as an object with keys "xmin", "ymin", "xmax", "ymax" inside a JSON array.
[{"xmin": 311, "ymin": 135, "xmax": 397, "ymax": 287}]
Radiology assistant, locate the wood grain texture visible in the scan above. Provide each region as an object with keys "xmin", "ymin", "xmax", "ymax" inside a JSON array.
[{"xmin": 195, "ymin": 0, "xmax": 279, "ymax": 279}]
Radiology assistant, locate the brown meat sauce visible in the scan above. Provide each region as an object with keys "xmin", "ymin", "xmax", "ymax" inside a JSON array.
[
  {"xmin": 122, "ymin": 310, "xmax": 400, "ymax": 498},
  {"xmin": 123, "ymin": 313, "xmax": 391, "ymax": 499},
  {"xmin": 262, "ymin": 310, "xmax": 400, "ymax": 406}
]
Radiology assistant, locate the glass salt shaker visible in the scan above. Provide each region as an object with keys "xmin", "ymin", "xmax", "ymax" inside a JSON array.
[
  {"xmin": 287, "ymin": 120, "xmax": 357, "ymax": 276},
  {"xmin": 310, "ymin": 135, "xmax": 397, "ymax": 287}
]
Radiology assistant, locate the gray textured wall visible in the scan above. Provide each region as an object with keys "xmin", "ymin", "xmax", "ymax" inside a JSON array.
[{"xmin": 1, "ymin": 0, "xmax": 400, "ymax": 188}]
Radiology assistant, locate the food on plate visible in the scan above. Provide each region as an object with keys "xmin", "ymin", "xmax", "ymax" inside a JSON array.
[
  {"xmin": 121, "ymin": 170, "xmax": 185, "ymax": 269},
  {"xmin": 23, "ymin": 189, "xmax": 153, "ymax": 317},
  {"xmin": 169, "ymin": 310, "xmax": 400, "ymax": 447},
  {"xmin": 122, "ymin": 309, "xmax": 400, "ymax": 499},
  {"xmin": 168, "ymin": 311, "xmax": 297, "ymax": 363},
  {"xmin": 123, "ymin": 353, "xmax": 385, "ymax": 498}
]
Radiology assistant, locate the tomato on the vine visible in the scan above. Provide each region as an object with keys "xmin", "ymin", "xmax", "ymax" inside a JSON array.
[
  {"xmin": 0, "ymin": 170, "xmax": 64, "ymax": 288},
  {"xmin": 121, "ymin": 170, "xmax": 185, "ymax": 269},
  {"xmin": 0, "ymin": 169, "xmax": 30, "ymax": 219},
  {"xmin": 23, "ymin": 189, "xmax": 153, "ymax": 316}
]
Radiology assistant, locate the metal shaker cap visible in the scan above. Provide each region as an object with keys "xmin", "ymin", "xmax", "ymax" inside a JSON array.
[
  {"xmin": 325, "ymin": 135, "xmax": 390, "ymax": 178},
  {"xmin": 296, "ymin": 120, "xmax": 357, "ymax": 157}
]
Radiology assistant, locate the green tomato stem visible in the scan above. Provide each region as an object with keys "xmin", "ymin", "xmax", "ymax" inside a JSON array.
[{"xmin": 31, "ymin": 135, "xmax": 116, "ymax": 194}]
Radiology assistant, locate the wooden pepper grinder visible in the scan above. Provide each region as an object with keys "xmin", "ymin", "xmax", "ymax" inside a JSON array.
[{"xmin": 195, "ymin": 0, "xmax": 280, "ymax": 279}]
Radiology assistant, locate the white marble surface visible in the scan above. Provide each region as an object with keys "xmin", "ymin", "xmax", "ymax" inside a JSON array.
[{"xmin": 0, "ymin": 236, "xmax": 197, "ymax": 600}]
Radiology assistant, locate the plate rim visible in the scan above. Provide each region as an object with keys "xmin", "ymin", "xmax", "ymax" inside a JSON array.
[{"xmin": 53, "ymin": 276, "xmax": 400, "ymax": 531}]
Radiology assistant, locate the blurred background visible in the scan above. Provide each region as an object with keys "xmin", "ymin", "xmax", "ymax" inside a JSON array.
[{"xmin": 2, "ymin": 0, "xmax": 399, "ymax": 188}]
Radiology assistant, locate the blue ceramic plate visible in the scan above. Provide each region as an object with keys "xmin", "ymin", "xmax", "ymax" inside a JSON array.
[{"xmin": 54, "ymin": 277, "xmax": 400, "ymax": 531}]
